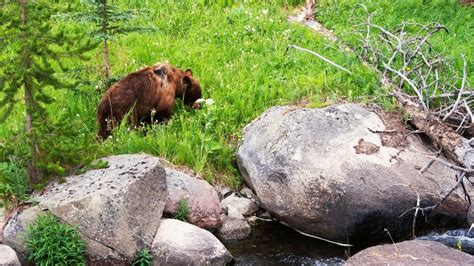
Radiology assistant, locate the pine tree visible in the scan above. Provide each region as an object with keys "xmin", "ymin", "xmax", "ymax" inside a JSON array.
[
  {"xmin": 0, "ymin": 0, "xmax": 94, "ymax": 183},
  {"xmin": 78, "ymin": 0, "xmax": 154, "ymax": 81}
]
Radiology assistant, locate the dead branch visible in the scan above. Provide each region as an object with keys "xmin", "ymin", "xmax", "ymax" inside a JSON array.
[
  {"xmin": 352, "ymin": 4, "xmax": 474, "ymax": 172},
  {"xmin": 286, "ymin": 45, "xmax": 353, "ymax": 74}
]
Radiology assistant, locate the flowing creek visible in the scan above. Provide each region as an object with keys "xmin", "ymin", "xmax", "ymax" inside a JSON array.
[{"xmin": 223, "ymin": 221, "xmax": 474, "ymax": 265}]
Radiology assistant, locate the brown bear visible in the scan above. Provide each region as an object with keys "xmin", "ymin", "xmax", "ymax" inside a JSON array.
[{"xmin": 96, "ymin": 63, "xmax": 202, "ymax": 139}]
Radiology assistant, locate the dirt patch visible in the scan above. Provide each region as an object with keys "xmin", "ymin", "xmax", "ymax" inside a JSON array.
[
  {"xmin": 369, "ymin": 106, "xmax": 410, "ymax": 148},
  {"xmin": 353, "ymin": 138, "xmax": 380, "ymax": 155}
]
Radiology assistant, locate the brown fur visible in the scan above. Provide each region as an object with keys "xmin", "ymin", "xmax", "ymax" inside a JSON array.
[{"xmin": 96, "ymin": 63, "xmax": 202, "ymax": 139}]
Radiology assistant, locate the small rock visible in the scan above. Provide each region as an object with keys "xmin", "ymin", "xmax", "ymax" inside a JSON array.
[
  {"xmin": 240, "ymin": 186, "xmax": 257, "ymax": 201},
  {"xmin": 152, "ymin": 219, "xmax": 233, "ymax": 265},
  {"xmin": 221, "ymin": 193, "xmax": 258, "ymax": 219},
  {"xmin": 216, "ymin": 216, "xmax": 251, "ymax": 241},
  {"xmin": 216, "ymin": 186, "xmax": 233, "ymax": 200},
  {"xmin": 0, "ymin": 244, "xmax": 20, "ymax": 266},
  {"xmin": 259, "ymin": 211, "xmax": 273, "ymax": 220},
  {"xmin": 246, "ymin": 216, "xmax": 258, "ymax": 226},
  {"xmin": 164, "ymin": 168, "xmax": 221, "ymax": 230},
  {"xmin": 346, "ymin": 240, "xmax": 474, "ymax": 265}
]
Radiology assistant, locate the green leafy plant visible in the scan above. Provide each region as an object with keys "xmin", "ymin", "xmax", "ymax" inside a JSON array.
[
  {"xmin": 457, "ymin": 239, "xmax": 462, "ymax": 251},
  {"xmin": 174, "ymin": 198, "xmax": 190, "ymax": 222},
  {"xmin": 0, "ymin": 156, "xmax": 30, "ymax": 212},
  {"xmin": 25, "ymin": 213, "xmax": 86, "ymax": 266},
  {"xmin": 132, "ymin": 248, "xmax": 153, "ymax": 266}
]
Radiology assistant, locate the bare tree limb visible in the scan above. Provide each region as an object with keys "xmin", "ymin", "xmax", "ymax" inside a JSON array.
[{"xmin": 286, "ymin": 45, "xmax": 353, "ymax": 74}]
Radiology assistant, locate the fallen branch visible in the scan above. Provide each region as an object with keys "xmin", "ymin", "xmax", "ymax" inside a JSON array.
[
  {"xmin": 286, "ymin": 45, "xmax": 353, "ymax": 75},
  {"xmin": 278, "ymin": 219, "xmax": 353, "ymax": 247}
]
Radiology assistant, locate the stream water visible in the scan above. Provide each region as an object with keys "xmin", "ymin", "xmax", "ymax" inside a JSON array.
[
  {"xmin": 223, "ymin": 221, "xmax": 474, "ymax": 265},
  {"xmin": 223, "ymin": 221, "xmax": 348, "ymax": 265}
]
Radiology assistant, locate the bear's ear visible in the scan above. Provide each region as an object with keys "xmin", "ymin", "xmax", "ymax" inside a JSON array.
[
  {"xmin": 185, "ymin": 69, "xmax": 193, "ymax": 76},
  {"xmin": 182, "ymin": 76, "xmax": 192, "ymax": 87}
]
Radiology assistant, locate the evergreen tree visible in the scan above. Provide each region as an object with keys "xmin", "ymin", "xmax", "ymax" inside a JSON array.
[
  {"xmin": 0, "ymin": 0, "xmax": 93, "ymax": 183},
  {"xmin": 78, "ymin": 0, "xmax": 154, "ymax": 81}
]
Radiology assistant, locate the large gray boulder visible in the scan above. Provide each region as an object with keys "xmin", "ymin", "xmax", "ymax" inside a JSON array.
[
  {"xmin": 237, "ymin": 104, "xmax": 468, "ymax": 243},
  {"xmin": 4, "ymin": 154, "xmax": 167, "ymax": 264},
  {"xmin": 151, "ymin": 219, "xmax": 233, "ymax": 265},
  {"xmin": 346, "ymin": 240, "xmax": 474, "ymax": 265},
  {"xmin": 0, "ymin": 244, "xmax": 21, "ymax": 266},
  {"xmin": 164, "ymin": 168, "xmax": 221, "ymax": 230}
]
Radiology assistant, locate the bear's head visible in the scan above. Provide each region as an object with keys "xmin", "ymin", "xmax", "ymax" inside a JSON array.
[{"xmin": 181, "ymin": 69, "xmax": 202, "ymax": 108}]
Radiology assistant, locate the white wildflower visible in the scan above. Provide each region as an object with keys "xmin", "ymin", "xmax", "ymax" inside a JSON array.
[{"xmin": 205, "ymin": 99, "xmax": 215, "ymax": 106}]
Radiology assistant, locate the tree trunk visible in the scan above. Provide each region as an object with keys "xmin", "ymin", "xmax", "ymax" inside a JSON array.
[
  {"xmin": 103, "ymin": 39, "xmax": 110, "ymax": 81},
  {"xmin": 394, "ymin": 91, "xmax": 474, "ymax": 169},
  {"xmin": 20, "ymin": 0, "xmax": 41, "ymax": 183},
  {"xmin": 304, "ymin": 0, "xmax": 317, "ymax": 20},
  {"xmin": 459, "ymin": 0, "xmax": 474, "ymax": 5},
  {"xmin": 101, "ymin": 0, "xmax": 110, "ymax": 81}
]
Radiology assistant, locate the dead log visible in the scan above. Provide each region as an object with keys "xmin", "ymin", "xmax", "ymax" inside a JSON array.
[{"xmin": 394, "ymin": 91, "xmax": 474, "ymax": 169}]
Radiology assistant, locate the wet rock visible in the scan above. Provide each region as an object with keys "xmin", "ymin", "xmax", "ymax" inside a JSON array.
[
  {"xmin": 237, "ymin": 104, "xmax": 468, "ymax": 243},
  {"xmin": 0, "ymin": 244, "xmax": 20, "ymax": 266},
  {"xmin": 4, "ymin": 154, "xmax": 167, "ymax": 264},
  {"xmin": 152, "ymin": 219, "xmax": 233, "ymax": 265},
  {"xmin": 346, "ymin": 240, "xmax": 474, "ymax": 265},
  {"xmin": 216, "ymin": 216, "xmax": 251, "ymax": 241},
  {"xmin": 468, "ymin": 204, "xmax": 474, "ymax": 224},
  {"xmin": 221, "ymin": 193, "xmax": 258, "ymax": 219},
  {"xmin": 164, "ymin": 168, "xmax": 221, "ymax": 230}
]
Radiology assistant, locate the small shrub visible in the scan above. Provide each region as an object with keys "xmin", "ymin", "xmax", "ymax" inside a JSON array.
[
  {"xmin": 0, "ymin": 156, "xmax": 30, "ymax": 212},
  {"xmin": 132, "ymin": 248, "xmax": 153, "ymax": 266},
  {"xmin": 174, "ymin": 198, "xmax": 190, "ymax": 222},
  {"xmin": 26, "ymin": 213, "xmax": 86, "ymax": 266}
]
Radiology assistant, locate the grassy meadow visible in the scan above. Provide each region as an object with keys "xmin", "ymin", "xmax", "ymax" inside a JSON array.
[{"xmin": 0, "ymin": 0, "xmax": 472, "ymax": 195}]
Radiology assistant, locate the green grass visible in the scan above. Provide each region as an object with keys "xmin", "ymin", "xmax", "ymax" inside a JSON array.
[
  {"xmin": 317, "ymin": 0, "xmax": 474, "ymax": 84},
  {"xmin": 132, "ymin": 249, "xmax": 153, "ymax": 266},
  {"xmin": 5, "ymin": 0, "xmax": 471, "ymax": 189},
  {"xmin": 174, "ymin": 198, "xmax": 190, "ymax": 222}
]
